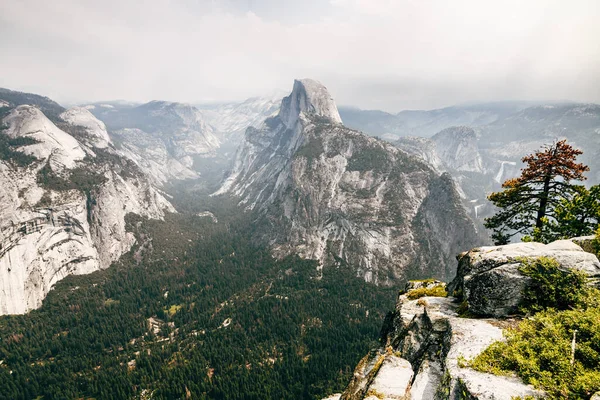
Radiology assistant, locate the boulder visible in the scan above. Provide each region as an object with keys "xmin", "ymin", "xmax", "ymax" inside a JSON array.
[{"xmin": 447, "ymin": 240, "xmax": 600, "ymax": 317}]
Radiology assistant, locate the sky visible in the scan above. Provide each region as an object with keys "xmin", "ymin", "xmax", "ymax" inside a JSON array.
[{"xmin": 1, "ymin": 0, "xmax": 600, "ymax": 111}]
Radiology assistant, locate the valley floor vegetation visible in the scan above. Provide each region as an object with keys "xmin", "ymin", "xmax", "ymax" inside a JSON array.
[{"xmin": 0, "ymin": 189, "xmax": 396, "ymax": 400}]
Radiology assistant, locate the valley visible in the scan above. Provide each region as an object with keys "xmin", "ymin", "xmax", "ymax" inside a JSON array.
[
  {"xmin": 0, "ymin": 193, "xmax": 397, "ymax": 399},
  {"xmin": 2, "ymin": 3, "xmax": 598, "ymax": 398},
  {"xmin": 1, "ymin": 79, "xmax": 599, "ymax": 399}
]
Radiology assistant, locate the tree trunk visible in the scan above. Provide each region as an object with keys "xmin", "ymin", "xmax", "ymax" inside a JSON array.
[{"xmin": 536, "ymin": 174, "xmax": 552, "ymax": 228}]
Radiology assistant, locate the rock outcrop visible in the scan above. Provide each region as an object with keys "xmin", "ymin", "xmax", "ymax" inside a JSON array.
[
  {"xmin": 339, "ymin": 238, "xmax": 600, "ymax": 399},
  {"xmin": 60, "ymin": 106, "xmax": 112, "ymax": 149},
  {"xmin": 0, "ymin": 103, "xmax": 174, "ymax": 315},
  {"xmin": 339, "ymin": 282, "xmax": 544, "ymax": 400},
  {"xmin": 216, "ymin": 79, "xmax": 480, "ymax": 283},
  {"xmin": 431, "ymin": 127, "xmax": 483, "ymax": 173},
  {"xmin": 4, "ymin": 105, "xmax": 86, "ymax": 169},
  {"xmin": 447, "ymin": 240, "xmax": 600, "ymax": 317}
]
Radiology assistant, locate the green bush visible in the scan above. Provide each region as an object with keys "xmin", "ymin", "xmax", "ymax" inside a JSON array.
[
  {"xmin": 470, "ymin": 306, "xmax": 600, "ymax": 399},
  {"xmin": 406, "ymin": 285, "xmax": 447, "ymax": 300},
  {"xmin": 518, "ymin": 256, "xmax": 589, "ymax": 314},
  {"xmin": 593, "ymin": 226, "xmax": 600, "ymax": 257}
]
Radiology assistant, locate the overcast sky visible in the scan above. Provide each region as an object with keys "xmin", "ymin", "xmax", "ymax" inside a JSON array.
[{"xmin": 1, "ymin": 0, "xmax": 599, "ymax": 111}]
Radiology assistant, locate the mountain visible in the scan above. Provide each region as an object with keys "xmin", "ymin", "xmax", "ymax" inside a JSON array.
[
  {"xmin": 215, "ymin": 79, "xmax": 480, "ymax": 283},
  {"xmin": 0, "ymin": 94, "xmax": 174, "ymax": 315},
  {"xmin": 0, "ymin": 87, "xmax": 66, "ymax": 121},
  {"xmin": 84, "ymin": 100, "xmax": 220, "ymax": 183},
  {"xmin": 197, "ymin": 93, "xmax": 284, "ymax": 143},
  {"xmin": 0, "ymin": 88, "xmax": 399, "ymax": 399},
  {"xmin": 396, "ymin": 126, "xmax": 523, "ymax": 230},
  {"xmin": 479, "ymin": 103, "xmax": 600, "ymax": 183},
  {"xmin": 338, "ymin": 102, "xmax": 531, "ymax": 140},
  {"xmin": 430, "ymin": 126, "xmax": 483, "ymax": 173}
]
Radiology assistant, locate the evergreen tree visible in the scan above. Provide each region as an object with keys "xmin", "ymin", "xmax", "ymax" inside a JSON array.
[
  {"xmin": 485, "ymin": 140, "xmax": 589, "ymax": 244},
  {"xmin": 550, "ymin": 184, "xmax": 600, "ymax": 239}
]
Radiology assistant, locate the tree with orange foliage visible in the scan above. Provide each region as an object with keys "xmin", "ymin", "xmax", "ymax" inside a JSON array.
[{"xmin": 484, "ymin": 140, "xmax": 589, "ymax": 244}]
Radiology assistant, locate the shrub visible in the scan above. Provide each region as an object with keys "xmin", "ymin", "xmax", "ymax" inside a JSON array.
[
  {"xmin": 405, "ymin": 285, "xmax": 447, "ymax": 300},
  {"xmin": 470, "ymin": 307, "xmax": 600, "ymax": 399},
  {"xmin": 518, "ymin": 256, "xmax": 589, "ymax": 314},
  {"xmin": 593, "ymin": 226, "xmax": 600, "ymax": 257}
]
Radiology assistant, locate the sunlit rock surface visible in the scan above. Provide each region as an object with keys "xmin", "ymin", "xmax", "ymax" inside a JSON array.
[{"xmin": 340, "ymin": 282, "xmax": 544, "ymax": 400}]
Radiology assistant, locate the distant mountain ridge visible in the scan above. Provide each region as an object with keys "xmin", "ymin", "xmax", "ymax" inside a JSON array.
[
  {"xmin": 0, "ymin": 87, "xmax": 66, "ymax": 121},
  {"xmin": 338, "ymin": 101, "xmax": 535, "ymax": 139},
  {"xmin": 196, "ymin": 93, "xmax": 284, "ymax": 143}
]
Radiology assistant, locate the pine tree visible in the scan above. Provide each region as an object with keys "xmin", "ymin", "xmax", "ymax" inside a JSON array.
[
  {"xmin": 551, "ymin": 184, "xmax": 600, "ymax": 238},
  {"xmin": 484, "ymin": 140, "xmax": 589, "ymax": 244}
]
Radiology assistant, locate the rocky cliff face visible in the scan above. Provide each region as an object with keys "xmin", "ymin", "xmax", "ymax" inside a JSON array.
[
  {"xmin": 111, "ymin": 128, "xmax": 199, "ymax": 185},
  {"xmin": 0, "ymin": 103, "xmax": 174, "ymax": 315},
  {"xmin": 86, "ymin": 100, "xmax": 220, "ymax": 183},
  {"xmin": 396, "ymin": 127, "xmax": 522, "ymax": 229},
  {"xmin": 336, "ymin": 238, "xmax": 600, "ymax": 400},
  {"xmin": 197, "ymin": 94, "xmax": 283, "ymax": 143},
  {"xmin": 338, "ymin": 283, "xmax": 543, "ymax": 400},
  {"xmin": 216, "ymin": 79, "xmax": 480, "ymax": 283},
  {"xmin": 431, "ymin": 127, "xmax": 483, "ymax": 173}
]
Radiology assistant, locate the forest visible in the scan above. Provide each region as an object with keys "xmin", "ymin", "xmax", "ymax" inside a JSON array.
[{"xmin": 0, "ymin": 192, "xmax": 397, "ymax": 400}]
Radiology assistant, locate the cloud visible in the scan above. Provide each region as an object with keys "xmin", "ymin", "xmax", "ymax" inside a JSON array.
[{"xmin": 0, "ymin": 0, "xmax": 599, "ymax": 110}]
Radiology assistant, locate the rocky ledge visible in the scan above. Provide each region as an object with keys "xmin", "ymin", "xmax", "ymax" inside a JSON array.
[
  {"xmin": 447, "ymin": 238, "xmax": 600, "ymax": 317},
  {"xmin": 332, "ymin": 238, "xmax": 600, "ymax": 399}
]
